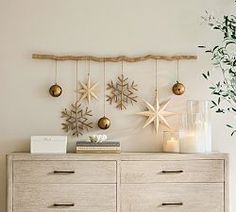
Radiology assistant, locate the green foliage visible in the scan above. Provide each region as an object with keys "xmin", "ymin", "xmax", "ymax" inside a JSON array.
[
  {"xmin": 203, "ymin": 10, "xmax": 236, "ymax": 136},
  {"xmin": 226, "ymin": 124, "xmax": 236, "ymax": 136}
]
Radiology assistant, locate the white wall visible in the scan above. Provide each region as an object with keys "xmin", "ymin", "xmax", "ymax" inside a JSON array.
[{"xmin": 0, "ymin": 0, "xmax": 235, "ymax": 211}]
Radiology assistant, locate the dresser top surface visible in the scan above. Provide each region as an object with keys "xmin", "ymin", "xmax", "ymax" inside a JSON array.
[{"xmin": 7, "ymin": 152, "xmax": 228, "ymax": 161}]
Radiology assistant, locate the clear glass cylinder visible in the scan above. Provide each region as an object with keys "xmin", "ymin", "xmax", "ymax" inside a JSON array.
[
  {"xmin": 163, "ymin": 131, "xmax": 180, "ymax": 153},
  {"xmin": 180, "ymin": 113, "xmax": 209, "ymax": 153},
  {"xmin": 187, "ymin": 100, "xmax": 210, "ymax": 116},
  {"xmin": 186, "ymin": 100, "xmax": 212, "ymax": 152}
]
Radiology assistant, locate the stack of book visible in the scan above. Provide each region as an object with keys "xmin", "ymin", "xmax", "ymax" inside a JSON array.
[{"xmin": 76, "ymin": 141, "xmax": 121, "ymax": 153}]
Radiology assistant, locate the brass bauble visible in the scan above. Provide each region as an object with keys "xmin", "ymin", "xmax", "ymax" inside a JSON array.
[
  {"xmin": 172, "ymin": 81, "xmax": 185, "ymax": 95},
  {"xmin": 98, "ymin": 116, "xmax": 111, "ymax": 129},
  {"xmin": 49, "ymin": 84, "xmax": 62, "ymax": 97}
]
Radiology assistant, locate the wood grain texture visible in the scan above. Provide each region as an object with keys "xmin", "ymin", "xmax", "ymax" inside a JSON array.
[
  {"xmin": 121, "ymin": 183, "xmax": 224, "ymax": 212},
  {"xmin": 7, "ymin": 153, "xmax": 229, "ymax": 212},
  {"xmin": 14, "ymin": 184, "xmax": 116, "ymax": 212},
  {"xmin": 116, "ymin": 160, "xmax": 121, "ymax": 212},
  {"xmin": 8, "ymin": 152, "xmax": 228, "ymax": 161},
  {"xmin": 121, "ymin": 160, "xmax": 224, "ymax": 183},
  {"xmin": 7, "ymin": 155, "xmax": 13, "ymax": 212},
  {"xmin": 224, "ymin": 154, "xmax": 230, "ymax": 212},
  {"xmin": 13, "ymin": 160, "xmax": 116, "ymax": 184}
]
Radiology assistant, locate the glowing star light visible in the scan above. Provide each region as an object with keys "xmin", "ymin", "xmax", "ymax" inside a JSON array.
[
  {"xmin": 136, "ymin": 95, "xmax": 176, "ymax": 132},
  {"xmin": 76, "ymin": 75, "xmax": 98, "ymax": 104}
]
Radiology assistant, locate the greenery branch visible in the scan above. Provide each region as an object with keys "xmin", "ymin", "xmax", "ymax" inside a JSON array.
[{"xmin": 202, "ymin": 10, "xmax": 236, "ymax": 136}]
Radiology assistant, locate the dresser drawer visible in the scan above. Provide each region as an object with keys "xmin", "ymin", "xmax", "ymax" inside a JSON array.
[
  {"xmin": 13, "ymin": 160, "xmax": 116, "ymax": 184},
  {"xmin": 121, "ymin": 183, "xmax": 224, "ymax": 212},
  {"xmin": 13, "ymin": 184, "xmax": 116, "ymax": 212},
  {"xmin": 121, "ymin": 160, "xmax": 224, "ymax": 183}
]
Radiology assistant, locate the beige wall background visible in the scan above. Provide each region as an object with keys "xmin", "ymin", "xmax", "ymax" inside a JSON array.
[{"xmin": 0, "ymin": 0, "xmax": 235, "ymax": 211}]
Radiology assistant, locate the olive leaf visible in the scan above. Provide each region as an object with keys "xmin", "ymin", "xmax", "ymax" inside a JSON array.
[{"xmin": 202, "ymin": 10, "xmax": 236, "ymax": 136}]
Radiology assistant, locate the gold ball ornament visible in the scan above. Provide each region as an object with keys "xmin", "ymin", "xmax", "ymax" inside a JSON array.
[
  {"xmin": 172, "ymin": 81, "xmax": 185, "ymax": 95},
  {"xmin": 49, "ymin": 84, "xmax": 62, "ymax": 97},
  {"xmin": 98, "ymin": 116, "xmax": 111, "ymax": 130}
]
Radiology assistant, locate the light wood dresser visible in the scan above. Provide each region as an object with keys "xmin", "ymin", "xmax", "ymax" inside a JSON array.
[{"xmin": 7, "ymin": 153, "xmax": 229, "ymax": 212}]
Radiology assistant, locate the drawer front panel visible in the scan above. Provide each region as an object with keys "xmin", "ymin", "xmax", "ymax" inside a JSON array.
[
  {"xmin": 14, "ymin": 160, "xmax": 116, "ymax": 184},
  {"xmin": 13, "ymin": 184, "xmax": 116, "ymax": 212},
  {"xmin": 121, "ymin": 160, "xmax": 224, "ymax": 183},
  {"xmin": 121, "ymin": 183, "xmax": 224, "ymax": 212}
]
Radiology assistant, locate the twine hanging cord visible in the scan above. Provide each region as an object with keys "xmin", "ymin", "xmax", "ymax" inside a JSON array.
[
  {"xmin": 176, "ymin": 60, "xmax": 180, "ymax": 81},
  {"xmin": 88, "ymin": 60, "xmax": 91, "ymax": 76},
  {"xmin": 54, "ymin": 60, "xmax": 58, "ymax": 84},
  {"xmin": 103, "ymin": 60, "xmax": 106, "ymax": 116},
  {"xmin": 75, "ymin": 61, "xmax": 79, "ymax": 101},
  {"xmin": 155, "ymin": 59, "xmax": 158, "ymax": 94}
]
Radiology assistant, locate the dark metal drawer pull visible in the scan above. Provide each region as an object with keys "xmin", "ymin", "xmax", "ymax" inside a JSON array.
[
  {"xmin": 53, "ymin": 203, "xmax": 75, "ymax": 207},
  {"xmin": 162, "ymin": 202, "xmax": 183, "ymax": 206},
  {"xmin": 53, "ymin": 170, "xmax": 75, "ymax": 174},
  {"xmin": 161, "ymin": 170, "xmax": 183, "ymax": 174}
]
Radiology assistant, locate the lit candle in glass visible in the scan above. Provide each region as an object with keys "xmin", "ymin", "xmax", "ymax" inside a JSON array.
[
  {"xmin": 163, "ymin": 132, "xmax": 180, "ymax": 153},
  {"xmin": 180, "ymin": 113, "xmax": 207, "ymax": 153},
  {"xmin": 180, "ymin": 130, "xmax": 204, "ymax": 153}
]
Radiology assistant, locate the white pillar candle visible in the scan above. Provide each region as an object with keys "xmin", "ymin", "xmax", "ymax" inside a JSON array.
[
  {"xmin": 163, "ymin": 137, "xmax": 180, "ymax": 153},
  {"xmin": 180, "ymin": 131, "xmax": 205, "ymax": 153}
]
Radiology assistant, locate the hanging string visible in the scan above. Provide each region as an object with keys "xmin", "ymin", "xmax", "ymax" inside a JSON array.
[
  {"xmin": 176, "ymin": 60, "xmax": 180, "ymax": 81},
  {"xmin": 155, "ymin": 59, "xmax": 158, "ymax": 95},
  {"xmin": 122, "ymin": 61, "xmax": 124, "ymax": 75},
  {"xmin": 88, "ymin": 60, "xmax": 91, "ymax": 77},
  {"xmin": 103, "ymin": 60, "xmax": 106, "ymax": 116},
  {"xmin": 54, "ymin": 60, "xmax": 58, "ymax": 84},
  {"xmin": 75, "ymin": 60, "xmax": 79, "ymax": 102}
]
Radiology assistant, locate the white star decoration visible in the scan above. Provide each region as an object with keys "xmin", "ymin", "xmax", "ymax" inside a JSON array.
[
  {"xmin": 136, "ymin": 95, "xmax": 176, "ymax": 132},
  {"xmin": 76, "ymin": 75, "xmax": 98, "ymax": 104}
]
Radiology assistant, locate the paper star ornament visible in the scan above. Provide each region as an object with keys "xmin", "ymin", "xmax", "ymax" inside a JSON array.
[
  {"xmin": 76, "ymin": 75, "xmax": 98, "ymax": 104},
  {"xmin": 136, "ymin": 95, "xmax": 176, "ymax": 132}
]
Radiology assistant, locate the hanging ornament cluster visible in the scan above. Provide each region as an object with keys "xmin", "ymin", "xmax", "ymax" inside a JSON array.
[
  {"xmin": 61, "ymin": 101, "xmax": 93, "ymax": 136},
  {"xmin": 137, "ymin": 97, "xmax": 175, "ymax": 132},
  {"xmin": 77, "ymin": 76, "xmax": 98, "ymax": 103},
  {"xmin": 98, "ymin": 61, "xmax": 111, "ymax": 130},
  {"xmin": 107, "ymin": 62, "xmax": 138, "ymax": 110},
  {"xmin": 76, "ymin": 61, "xmax": 99, "ymax": 104},
  {"xmin": 172, "ymin": 60, "xmax": 185, "ymax": 95},
  {"xmin": 61, "ymin": 61, "xmax": 94, "ymax": 136},
  {"xmin": 98, "ymin": 116, "xmax": 111, "ymax": 130},
  {"xmin": 136, "ymin": 60, "xmax": 176, "ymax": 132},
  {"xmin": 49, "ymin": 84, "xmax": 62, "ymax": 97},
  {"xmin": 36, "ymin": 53, "xmax": 197, "ymax": 136},
  {"xmin": 172, "ymin": 81, "xmax": 185, "ymax": 95},
  {"xmin": 49, "ymin": 60, "xmax": 63, "ymax": 97}
]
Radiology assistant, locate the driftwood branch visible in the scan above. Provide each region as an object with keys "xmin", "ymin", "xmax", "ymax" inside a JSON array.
[{"xmin": 32, "ymin": 53, "xmax": 197, "ymax": 62}]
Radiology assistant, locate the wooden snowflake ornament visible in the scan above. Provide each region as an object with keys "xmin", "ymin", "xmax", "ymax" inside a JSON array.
[
  {"xmin": 136, "ymin": 95, "xmax": 176, "ymax": 133},
  {"xmin": 107, "ymin": 74, "xmax": 138, "ymax": 110},
  {"xmin": 61, "ymin": 101, "xmax": 93, "ymax": 136},
  {"xmin": 76, "ymin": 75, "xmax": 98, "ymax": 104}
]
